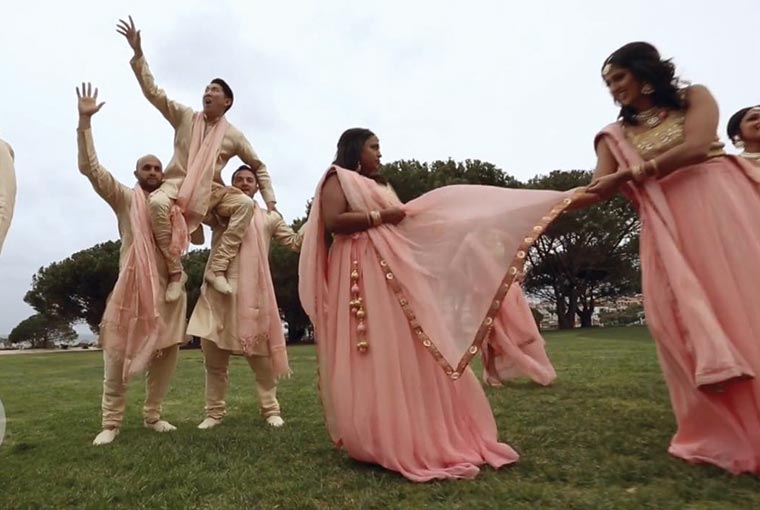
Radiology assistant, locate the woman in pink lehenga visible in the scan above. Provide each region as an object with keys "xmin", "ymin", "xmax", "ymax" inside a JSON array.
[
  {"xmin": 482, "ymin": 281, "xmax": 557, "ymax": 387},
  {"xmin": 299, "ymin": 128, "xmax": 576, "ymax": 481},
  {"xmin": 576, "ymin": 42, "xmax": 760, "ymax": 475}
]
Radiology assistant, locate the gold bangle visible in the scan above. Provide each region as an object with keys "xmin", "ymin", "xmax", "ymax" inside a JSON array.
[
  {"xmin": 637, "ymin": 165, "xmax": 647, "ymax": 182},
  {"xmin": 370, "ymin": 210, "xmax": 383, "ymax": 227},
  {"xmin": 631, "ymin": 165, "xmax": 645, "ymax": 183},
  {"xmin": 365, "ymin": 212, "xmax": 372, "ymax": 227},
  {"xmin": 648, "ymin": 159, "xmax": 659, "ymax": 176}
]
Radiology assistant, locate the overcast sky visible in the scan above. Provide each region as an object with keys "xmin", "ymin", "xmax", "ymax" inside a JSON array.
[{"xmin": 1, "ymin": 0, "xmax": 758, "ymax": 334}]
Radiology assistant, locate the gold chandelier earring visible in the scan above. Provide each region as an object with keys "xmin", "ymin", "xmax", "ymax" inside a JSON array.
[
  {"xmin": 641, "ymin": 83, "xmax": 654, "ymax": 95},
  {"xmin": 733, "ymin": 136, "xmax": 745, "ymax": 150}
]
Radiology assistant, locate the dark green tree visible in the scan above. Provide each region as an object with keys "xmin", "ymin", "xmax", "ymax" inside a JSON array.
[
  {"xmin": 523, "ymin": 170, "xmax": 641, "ymax": 329},
  {"xmin": 183, "ymin": 248, "xmax": 210, "ymax": 319},
  {"xmin": 9, "ymin": 313, "xmax": 78, "ymax": 348},
  {"xmin": 24, "ymin": 241, "xmax": 121, "ymax": 332},
  {"xmin": 381, "ymin": 158, "xmax": 522, "ymax": 202},
  {"xmin": 269, "ymin": 217, "xmax": 308, "ymax": 342}
]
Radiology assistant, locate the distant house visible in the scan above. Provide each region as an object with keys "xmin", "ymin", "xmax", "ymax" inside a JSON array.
[{"xmin": 528, "ymin": 293, "xmax": 645, "ymax": 330}]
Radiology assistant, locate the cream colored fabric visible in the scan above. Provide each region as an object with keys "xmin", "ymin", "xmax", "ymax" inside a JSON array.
[
  {"xmin": 130, "ymin": 55, "xmax": 276, "ymax": 203},
  {"xmin": 148, "ymin": 185, "xmax": 253, "ymax": 274},
  {"xmin": 0, "ymin": 139, "xmax": 16, "ymax": 255},
  {"xmin": 130, "ymin": 55, "xmax": 276, "ymax": 274},
  {"xmin": 187, "ymin": 206, "xmax": 303, "ymax": 352},
  {"xmin": 77, "ymin": 128, "xmax": 187, "ymax": 350},
  {"xmin": 101, "ymin": 344, "xmax": 180, "ymax": 428},
  {"xmin": 201, "ymin": 339, "xmax": 280, "ymax": 419}
]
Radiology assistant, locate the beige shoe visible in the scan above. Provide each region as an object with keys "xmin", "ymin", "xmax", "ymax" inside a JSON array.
[
  {"xmin": 205, "ymin": 272, "xmax": 232, "ymax": 295},
  {"xmin": 144, "ymin": 419, "xmax": 177, "ymax": 432},
  {"xmin": 484, "ymin": 376, "xmax": 504, "ymax": 388},
  {"xmin": 93, "ymin": 428, "xmax": 120, "ymax": 446},
  {"xmin": 197, "ymin": 417, "xmax": 223, "ymax": 430},
  {"xmin": 165, "ymin": 272, "xmax": 188, "ymax": 302},
  {"xmin": 266, "ymin": 415, "xmax": 285, "ymax": 428}
]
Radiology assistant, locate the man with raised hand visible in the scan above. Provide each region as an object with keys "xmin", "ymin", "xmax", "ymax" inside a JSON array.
[
  {"xmin": 117, "ymin": 16, "xmax": 278, "ymax": 302},
  {"xmin": 76, "ymin": 83, "xmax": 186, "ymax": 446}
]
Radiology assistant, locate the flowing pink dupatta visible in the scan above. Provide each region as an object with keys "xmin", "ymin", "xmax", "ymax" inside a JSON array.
[
  {"xmin": 169, "ymin": 114, "xmax": 229, "ymax": 258},
  {"xmin": 597, "ymin": 123, "xmax": 757, "ymax": 387},
  {"xmin": 300, "ymin": 166, "xmax": 578, "ymax": 380},
  {"xmin": 237, "ymin": 202, "xmax": 291, "ymax": 379},
  {"xmin": 100, "ymin": 186, "xmax": 164, "ymax": 381}
]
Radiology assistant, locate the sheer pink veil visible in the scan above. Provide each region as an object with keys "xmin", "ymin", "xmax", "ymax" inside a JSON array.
[
  {"xmin": 300, "ymin": 165, "xmax": 578, "ymax": 379},
  {"xmin": 100, "ymin": 186, "xmax": 164, "ymax": 381}
]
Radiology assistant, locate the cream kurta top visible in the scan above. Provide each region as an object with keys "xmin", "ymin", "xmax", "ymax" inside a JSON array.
[
  {"xmin": 77, "ymin": 128, "xmax": 187, "ymax": 348},
  {"xmin": 130, "ymin": 56, "xmax": 276, "ymax": 203},
  {"xmin": 0, "ymin": 139, "xmax": 16, "ymax": 255},
  {"xmin": 186, "ymin": 207, "xmax": 303, "ymax": 354}
]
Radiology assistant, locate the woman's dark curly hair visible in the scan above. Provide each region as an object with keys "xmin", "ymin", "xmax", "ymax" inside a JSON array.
[
  {"xmin": 333, "ymin": 128, "xmax": 386, "ymax": 184},
  {"xmin": 602, "ymin": 42, "xmax": 686, "ymax": 125}
]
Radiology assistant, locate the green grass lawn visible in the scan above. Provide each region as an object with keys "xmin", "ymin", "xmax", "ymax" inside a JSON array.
[{"xmin": 1, "ymin": 326, "xmax": 758, "ymax": 509}]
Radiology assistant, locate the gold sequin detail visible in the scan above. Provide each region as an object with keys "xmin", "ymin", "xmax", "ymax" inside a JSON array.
[
  {"xmin": 625, "ymin": 111, "xmax": 725, "ymax": 161},
  {"xmin": 372, "ymin": 190, "xmax": 578, "ymax": 381}
]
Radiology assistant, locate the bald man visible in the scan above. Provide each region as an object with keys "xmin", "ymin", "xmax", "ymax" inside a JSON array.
[
  {"xmin": 0, "ymin": 137, "xmax": 16, "ymax": 255},
  {"xmin": 76, "ymin": 82, "xmax": 187, "ymax": 445}
]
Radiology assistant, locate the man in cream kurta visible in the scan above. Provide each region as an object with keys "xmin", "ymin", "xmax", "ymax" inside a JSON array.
[
  {"xmin": 117, "ymin": 17, "xmax": 277, "ymax": 302},
  {"xmin": 76, "ymin": 83, "xmax": 186, "ymax": 446},
  {"xmin": 0, "ymin": 138, "xmax": 16, "ymax": 255},
  {"xmin": 187, "ymin": 165, "xmax": 303, "ymax": 429}
]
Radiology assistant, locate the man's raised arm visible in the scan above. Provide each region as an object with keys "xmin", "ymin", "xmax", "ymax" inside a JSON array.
[
  {"xmin": 117, "ymin": 16, "xmax": 190, "ymax": 128},
  {"xmin": 76, "ymin": 82, "xmax": 130, "ymax": 213},
  {"xmin": 237, "ymin": 134, "xmax": 277, "ymax": 211}
]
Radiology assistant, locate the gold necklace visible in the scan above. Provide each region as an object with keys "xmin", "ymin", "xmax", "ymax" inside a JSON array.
[
  {"xmin": 633, "ymin": 107, "xmax": 664, "ymax": 128},
  {"xmin": 741, "ymin": 151, "xmax": 760, "ymax": 160}
]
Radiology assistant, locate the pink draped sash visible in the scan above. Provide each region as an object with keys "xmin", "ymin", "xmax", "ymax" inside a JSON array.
[
  {"xmin": 597, "ymin": 123, "xmax": 757, "ymax": 387},
  {"xmin": 237, "ymin": 202, "xmax": 290, "ymax": 379},
  {"xmin": 169, "ymin": 114, "xmax": 229, "ymax": 258},
  {"xmin": 100, "ymin": 186, "xmax": 164, "ymax": 381},
  {"xmin": 299, "ymin": 166, "xmax": 577, "ymax": 379}
]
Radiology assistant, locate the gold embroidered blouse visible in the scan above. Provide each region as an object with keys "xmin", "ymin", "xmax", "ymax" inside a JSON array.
[{"xmin": 624, "ymin": 110, "xmax": 725, "ymax": 161}]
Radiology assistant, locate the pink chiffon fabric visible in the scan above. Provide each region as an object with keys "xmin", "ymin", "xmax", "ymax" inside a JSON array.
[
  {"xmin": 483, "ymin": 284, "xmax": 556, "ymax": 387},
  {"xmin": 100, "ymin": 186, "xmax": 164, "ymax": 381},
  {"xmin": 169, "ymin": 114, "xmax": 229, "ymax": 258},
  {"xmin": 599, "ymin": 123, "xmax": 760, "ymax": 474},
  {"xmin": 237, "ymin": 203, "xmax": 290, "ymax": 379},
  {"xmin": 299, "ymin": 166, "xmax": 575, "ymax": 481}
]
